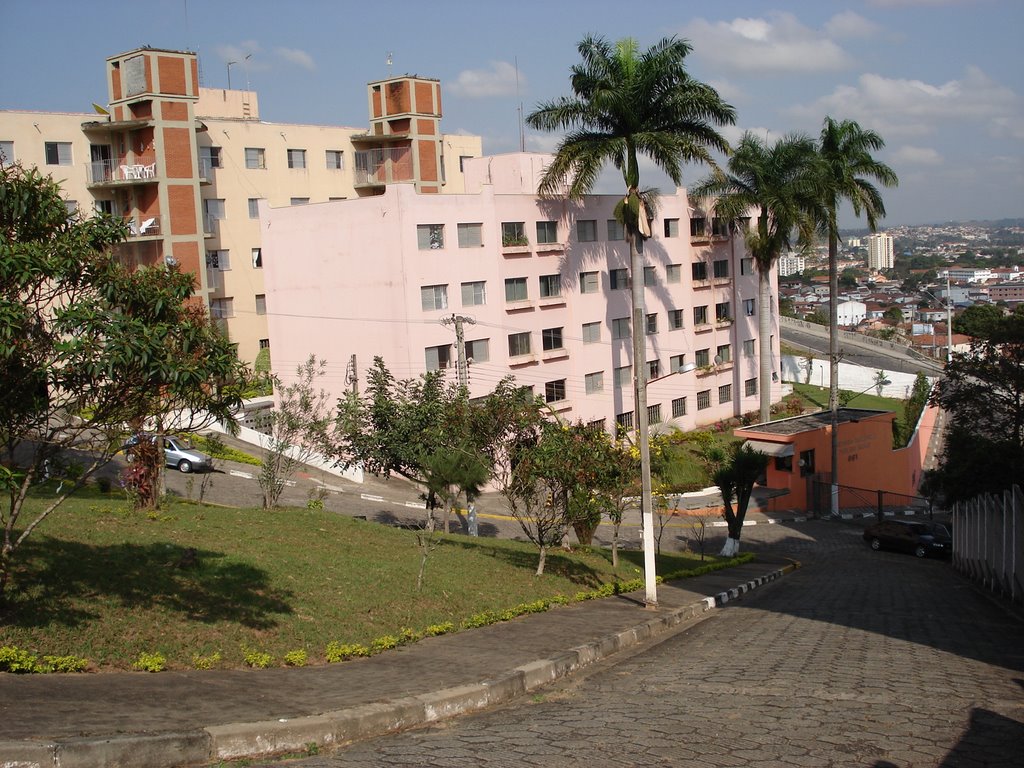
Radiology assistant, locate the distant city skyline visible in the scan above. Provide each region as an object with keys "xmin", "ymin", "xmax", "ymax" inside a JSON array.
[{"xmin": 2, "ymin": 0, "xmax": 1022, "ymax": 226}]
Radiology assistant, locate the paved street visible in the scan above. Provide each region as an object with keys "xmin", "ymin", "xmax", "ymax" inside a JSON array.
[{"xmin": 255, "ymin": 522, "xmax": 1024, "ymax": 768}]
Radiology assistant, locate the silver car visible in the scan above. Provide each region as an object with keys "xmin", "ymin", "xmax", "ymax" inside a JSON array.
[{"xmin": 124, "ymin": 434, "xmax": 212, "ymax": 473}]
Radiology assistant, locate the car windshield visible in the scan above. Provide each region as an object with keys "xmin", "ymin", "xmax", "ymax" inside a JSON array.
[{"xmin": 928, "ymin": 524, "xmax": 950, "ymax": 537}]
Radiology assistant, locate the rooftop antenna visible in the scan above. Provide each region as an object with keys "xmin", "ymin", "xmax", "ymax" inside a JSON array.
[
  {"xmin": 515, "ymin": 56, "xmax": 525, "ymax": 152},
  {"xmin": 386, "ymin": 52, "xmax": 393, "ymax": 78}
]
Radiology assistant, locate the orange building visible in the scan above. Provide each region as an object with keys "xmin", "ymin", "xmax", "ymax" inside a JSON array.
[{"xmin": 737, "ymin": 404, "xmax": 941, "ymax": 514}]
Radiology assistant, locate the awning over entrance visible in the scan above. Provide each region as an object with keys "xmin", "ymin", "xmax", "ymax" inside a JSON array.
[{"xmin": 743, "ymin": 440, "xmax": 794, "ymax": 458}]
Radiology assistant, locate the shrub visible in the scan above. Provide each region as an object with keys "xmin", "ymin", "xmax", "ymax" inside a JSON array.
[
  {"xmin": 0, "ymin": 646, "xmax": 38, "ymax": 673},
  {"xmin": 38, "ymin": 654, "xmax": 89, "ymax": 673},
  {"xmin": 283, "ymin": 649, "xmax": 307, "ymax": 667},
  {"xmin": 243, "ymin": 648, "xmax": 274, "ymax": 669},
  {"xmin": 422, "ymin": 622, "xmax": 454, "ymax": 637},
  {"xmin": 369, "ymin": 635, "xmax": 400, "ymax": 653},
  {"xmin": 132, "ymin": 652, "xmax": 166, "ymax": 673},
  {"xmin": 192, "ymin": 652, "xmax": 222, "ymax": 670},
  {"xmin": 324, "ymin": 642, "xmax": 370, "ymax": 663}
]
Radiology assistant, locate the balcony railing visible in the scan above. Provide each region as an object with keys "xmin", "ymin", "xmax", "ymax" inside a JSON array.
[
  {"xmin": 353, "ymin": 146, "xmax": 413, "ymax": 186},
  {"xmin": 87, "ymin": 160, "xmax": 157, "ymax": 185},
  {"xmin": 126, "ymin": 215, "xmax": 161, "ymax": 238},
  {"xmin": 203, "ymin": 216, "xmax": 220, "ymax": 238}
]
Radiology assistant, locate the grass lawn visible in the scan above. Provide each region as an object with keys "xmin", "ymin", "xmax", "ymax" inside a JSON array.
[
  {"xmin": 0, "ymin": 488, "xmax": 746, "ymax": 672},
  {"xmin": 789, "ymin": 382, "xmax": 906, "ymax": 422}
]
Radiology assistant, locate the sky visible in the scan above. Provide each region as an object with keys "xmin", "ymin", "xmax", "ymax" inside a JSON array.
[{"xmin": 3, "ymin": 0, "xmax": 1022, "ymax": 227}]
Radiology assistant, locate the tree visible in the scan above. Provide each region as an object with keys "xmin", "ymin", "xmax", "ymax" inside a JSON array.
[
  {"xmin": 713, "ymin": 444, "xmax": 770, "ymax": 556},
  {"xmin": 692, "ymin": 132, "xmax": 821, "ymax": 422},
  {"xmin": 882, "ymin": 306, "xmax": 904, "ymax": 325},
  {"xmin": 952, "ymin": 303, "xmax": 1004, "ymax": 340},
  {"xmin": 893, "ymin": 371, "xmax": 930, "ymax": 448},
  {"xmin": 527, "ymin": 35, "xmax": 734, "ymax": 603},
  {"xmin": 927, "ymin": 312, "xmax": 1024, "ymax": 503},
  {"xmin": 258, "ymin": 355, "xmax": 338, "ymax": 509},
  {"xmin": 0, "ymin": 164, "xmax": 243, "ymax": 598},
  {"xmin": 816, "ymin": 118, "xmax": 898, "ymax": 515}
]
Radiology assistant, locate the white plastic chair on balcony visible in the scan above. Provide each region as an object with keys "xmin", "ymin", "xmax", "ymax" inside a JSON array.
[
  {"xmin": 143, "ymin": 163, "xmax": 156, "ymax": 179},
  {"xmin": 139, "ymin": 217, "xmax": 157, "ymax": 234},
  {"xmin": 120, "ymin": 165, "xmax": 134, "ymax": 181}
]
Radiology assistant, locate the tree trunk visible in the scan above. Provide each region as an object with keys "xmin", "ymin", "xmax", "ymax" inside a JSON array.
[
  {"xmin": 720, "ymin": 536, "xmax": 741, "ymax": 557},
  {"xmin": 829, "ymin": 226, "xmax": 840, "ymax": 517},
  {"xmin": 535, "ymin": 544, "xmax": 547, "ymax": 576},
  {"xmin": 611, "ymin": 522, "xmax": 620, "ymax": 568},
  {"xmin": 758, "ymin": 269, "xmax": 773, "ymax": 423}
]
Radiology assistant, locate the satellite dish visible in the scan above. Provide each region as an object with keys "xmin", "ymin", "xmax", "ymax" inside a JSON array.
[
  {"xmin": 713, "ymin": 355, "xmax": 723, "ymax": 366},
  {"xmin": 164, "ymin": 254, "xmax": 179, "ymax": 267}
]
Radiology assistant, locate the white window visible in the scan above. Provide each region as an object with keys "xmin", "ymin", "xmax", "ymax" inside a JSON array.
[
  {"xmin": 717, "ymin": 344, "xmax": 732, "ymax": 364},
  {"xmin": 691, "ymin": 217, "xmax": 707, "ymax": 237},
  {"xmin": 505, "ymin": 277, "xmax": 528, "ymax": 302},
  {"xmin": 719, "ymin": 384, "xmax": 732, "ymax": 404},
  {"xmin": 672, "ymin": 397, "xmax": 687, "ymax": 418},
  {"xmin": 616, "ymin": 411, "xmax": 634, "ymax": 430},
  {"xmin": 0, "ymin": 140, "xmax": 14, "ymax": 165},
  {"xmin": 741, "ymin": 257, "xmax": 753, "ymax": 276},
  {"xmin": 536, "ymin": 221, "xmax": 558, "ymax": 244},
  {"xmin": 697, "ymin": 390, "xmax": 711, "ymax": 410},
  {"xmin": 94, "ymin": 199, "xmax": 114, "ymax": 216},
  {"xmin": 248, "ymin": 198, "xmax": 261, "ymax": 219},
  {"xmin": 457, "ymin": 223, "xmax": 483, "ymax": 248},
  {"xmin": 646, "ymin": 313, "xmax": 658, "ymax": 335},
  {"xmin": 694, "ymin": 305, "xmax": 708, "ymax": 325},
  {"xmin": 465, "ymin": 338, "xmax": 489, "ymax": 363},
  {"xmin": 545, "ymin": 380, "xmax": 566, "ymax": 403},
  {"xmin": 668, "ymin": 309, "xmax": 684, "ymax": 330},
  {"xmin": 290, "ymin": 197, "xmax": 309, "ymax": 206},
  {"xmin": 666, "ymin": 264, "xmax": 681, "ymax": 283},
  {"xmin": 252, "ymin": 248, "xmax": 263, "ymax": 268},
  {"xmin": 644, "ymin": 266, "xmax": 656, "ymax": 286},
  {"xmin": 245, "ymin": 147, "xmax": 265, "ymax": 169},
  {"xmin": 612, "ymin": 317, "xmax": 630, "ymax": 339},
  {"xmin": 200, "ymin": 146, "xmax": 222, "ymax": 169},
  {"xmin": 670, "ymin": 354, "xmax": 687, "ymax": 373},
  {"xmin": 44, "ymin": 141, "xmax": 72, "ymax": 165},
  {"xmin": 577, "ymin": 220, "xmax": 597, "ymax": 242},
  {"xmin": 420, "ymin": 284, "xmax": 448, "ymax": 311},
  {"xmin": 648, "ymin": 404, "xmax": 662, "ymax": 425},
  {"xmin": 614, "ymin": 366, "xmax": 632, "ymax": 389},
  {"xmin": 664, "ymin": 218, "xmax": 679, "ymax": 238},
  {"xmin": 743, "ymin": 339, "xmax": 756, "ymax": 358},
  {"xmin": 508, "ymin": 332, "xmax": 531, "ymax": 357},
  {"xmin": 585, "ymin": 371, "xmax": 604, "ymax": 394},
  {"xmin": 745, "ymin": 378, "xmax": 758, "ymax": 396},
  {"xmin": 539, "ymin": 274, "xmax": 561, "ymax": 298},
  {"xmin": 607, "ymin": 219, "xmax": 625, "ymax": 241},
  {"xmin": 461, "ymin": 281, "xmax": 486, "ymax": 306},
  {"xmin": 716, "ymin": 302, "xmax": 732, "ymax": 322},
  {"xmin": 648, "ymin": 360, "xmax": 660, "ymax": 379},
  {"xmin": 542, "ymin": 327, "xmax": 564, "ymax": 351},
  {"xmin": 696, "ymin": 348, "xmax": 710, "ymax": 367},
  {"xmin": 205, "ymin": 250, "xmax": 229, "ymax": 270},
  {"xmin": 418, "ymin": 224, "xmax": 444, "ymax": 250},
  {"xmin": 714, "ymin": 259, "xmax": 730, "ymax": 279},
  {"xmin": 210, "ymin": 298, "xmax": 234, "ymax": 319},
  {"xmin": 580, "ymin": 271, "xmax": 599, "ymax": 294},
  {"xmin": 744, "ymin": 298, "xmax": 756, "ymax": 316},
  {"xmin": 425, "ymin": 345, "xmax": 452, "ymax": 371},
  {"xmin": 582, "ymin": 321, "xmax": 601, "ymax": 344},
  {"xmin": 255, "ymin": 294, "xmax": 267, "ymax": 315},
  {"xmin": 204, "ymin": 199, "xmax": 226, "ymax": 221},
  {"xmin": 259, "ymin": 338, "xmax": 270, "ymax": 350},
  {"xmin": 692, "ymin": 262, "xmax": 708, "ymax": 281},
  {"xmin": 326, "ymin": 150, "xmax": 344, "ymax": 169},
  {"xmin": 287, "ymin": 148, "xmax": 306, "ymax": 169},
  {"xmin": 610, "ymin": 269, "xmax": 628, "ymax": 289}
]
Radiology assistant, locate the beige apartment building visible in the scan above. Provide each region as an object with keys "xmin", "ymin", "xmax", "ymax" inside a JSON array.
[{"xmin": 1, "ymin": 47, "xmax": 482, "ymax": 364}]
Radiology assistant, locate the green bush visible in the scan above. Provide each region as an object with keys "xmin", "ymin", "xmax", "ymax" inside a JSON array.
[
  {"xmin": 283, "ymin": 649, "xmax": 307, "ymax": 667},
  {"xmin": 0, "ymin": 646, "xmax": 38, "ymax": 673},
  {"xmin": 132, "ymin": 652, "xmax": 166, "ymax": 673},
  {"xmin": 38, "ymin": 654, "xmax": 89, "ymax": 673},
  {"xmin": 325, "ymin": 642, "xmax": 370, "ymax": 663},
  {"xmin": 243, "ymin": 648, "xmax": 274, "ymax": 669},
  {"xmin": 192, "ymin": 652, "xmax": 222, "ymax": 670}
]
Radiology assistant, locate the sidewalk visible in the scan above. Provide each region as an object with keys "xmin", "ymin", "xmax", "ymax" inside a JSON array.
[{"xmin": 0, "ymin": 558, "xmax": 797, "ymax": 767}]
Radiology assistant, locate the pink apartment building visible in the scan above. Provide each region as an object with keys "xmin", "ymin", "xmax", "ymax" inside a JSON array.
[{"xmin": 262, "ymin": 153, "xmax": 780, "ymax": 433}]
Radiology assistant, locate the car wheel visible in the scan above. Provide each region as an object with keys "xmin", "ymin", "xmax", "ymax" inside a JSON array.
[
  {"xmin": 870, "ymin": 538, "xmax": 882, "ymax": 551},
  {"xmin": 178, "ymin": 459, "xmax": 193, "ymax": 474},
  {"xmin": 914, "ymin": 544, "xmax": 926, "ymax": 558}
]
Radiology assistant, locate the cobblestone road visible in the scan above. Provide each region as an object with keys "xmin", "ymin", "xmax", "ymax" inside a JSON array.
[{"xmin": 257, "ymin": 522, "xmax": 1024, "ymax": 768}]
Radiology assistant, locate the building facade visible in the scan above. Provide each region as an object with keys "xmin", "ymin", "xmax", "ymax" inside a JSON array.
[
  {"xmin": 262, "ymin": 153, "xmax": 781, "ymax": 434},
  {"xmin": 866, "ymin": 233, "xmax": 894, "ymax": 271},
  {"xmin": 1, "ymin": 47, "xmax": 482, "ymax": 364},
  {"xmin": 777, "ymin": 254, "xmax": 806, "ymax": 277}
]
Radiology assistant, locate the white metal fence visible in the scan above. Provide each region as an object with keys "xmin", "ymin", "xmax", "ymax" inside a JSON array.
[{"xmin": 952, "ymin": 485, "xmax": 1023, "ymax": 606}]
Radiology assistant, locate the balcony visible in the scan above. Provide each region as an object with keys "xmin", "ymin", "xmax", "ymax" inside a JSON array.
[
  {"xmin": 353, "ymin": 146, "xmax": 413, "ymax": 187},
  {"xmin": 87, "ymin": 160, "xmax": 157, "ymax": 187},
  {"xmin": 535, "ymin": 240, "xmax": 565, "ymax": 255},
  {"xmin": 126, "ymin": 215, "xmax": 161, "ymax": 239},
  {"xmin": 203, "ymin": 216, "xmax": 220, "ymax": 238}
]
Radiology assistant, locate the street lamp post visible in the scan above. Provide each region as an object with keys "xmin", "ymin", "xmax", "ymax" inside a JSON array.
[{"xmin": 226, "ymin": 60, "xmax": 237, "ymax": 89}]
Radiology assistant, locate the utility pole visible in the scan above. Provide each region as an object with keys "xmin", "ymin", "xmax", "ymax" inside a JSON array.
[
  {"xmin": 441, "ymin": 314, "xmax": 475, "ymax": 389},
  {"xmin": 345, "ymin": 354, "xmax": 358, "ymax": 395},
  {"xmin": 945, "ymin": 274, "xmax": 953, "ymax": 364}
]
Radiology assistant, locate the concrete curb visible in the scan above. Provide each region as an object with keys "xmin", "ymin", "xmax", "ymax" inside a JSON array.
[{"xmin": 0, "ymin": 563, "xmax": 798, "ymax": 768}]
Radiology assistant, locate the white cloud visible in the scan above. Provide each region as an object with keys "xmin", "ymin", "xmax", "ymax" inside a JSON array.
[
  {"xmin": 824, "ymin": 11, "xmax": 884, "ymax": 38},
  {"xmin": 707, "ymin": 78, "xmax": 744, "ymax": 103},
  {"xmin": 682, "ymin": 13, "xmax": 853, "ymax": 74},
  {"xmin": 891, "ymin": 145, "xmax": 943, "ymax": 165},
  {"xmin": 275, "ymin": 47, "xmax": 315, "ymax": 71},
  {"xmin": 790, "ymin": 66, "xmax": 1023, "ymax": 140},
  {"xmin": 448, "ymin": 61, "xmax": 523, "ymax": 98}
]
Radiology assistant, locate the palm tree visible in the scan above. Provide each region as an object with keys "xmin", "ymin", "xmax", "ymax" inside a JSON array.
[
  {"xmin": 691, "ymin": 132, "xmax": 821, "ymax": 423},
  {"xmin": 526, "ymin": 35, "xmax": 735, "ymax": 604},
  {"xmin": 816, "ymin": 117, "xmax": 898, "ymax": 515}
]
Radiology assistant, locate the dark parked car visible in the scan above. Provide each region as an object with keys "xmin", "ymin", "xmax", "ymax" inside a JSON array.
[{"xmin": 863, "ymin": 520, "xmax": 952, "ymax": 558}]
